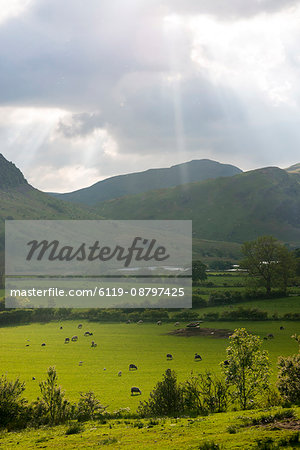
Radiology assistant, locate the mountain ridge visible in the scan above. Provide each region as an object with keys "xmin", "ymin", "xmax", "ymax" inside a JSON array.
[
  {"xmin": 0, "ymin": 154, "xmax": 28, "ymax": 189},
  {"xmin": 48, "ymin": 159, "xmax": 242, "ymax": 205},
  {"xmin": 95, "ymin": 166, "xmax": 300, "ymax": 246}
]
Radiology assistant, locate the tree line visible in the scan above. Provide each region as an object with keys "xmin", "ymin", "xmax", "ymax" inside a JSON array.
[{"xmin": 193, "ymin": 235, "xmax": 300, "ymax": 296}]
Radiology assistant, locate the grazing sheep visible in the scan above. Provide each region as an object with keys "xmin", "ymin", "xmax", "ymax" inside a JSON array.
[
  {"xmin": 129, "ymin": 364, "xmax": 138, "ymax": 370},
  {"xmin": 194, "ymin": 353, "xmax": 202, "ymax": 361},
  {"xmin": 157, "ymin": 321, "xmax": 162, "ymax": 326},
  {"xmin": 32, "ymin": 377, "xmax": 35, "ymax": 380},
  {"xmin": 91, "ymin": 341, "xmax": 97, "ymax": 348},
  {"xmin": 26, "ymin": 344, "xmax": 29, "ymax": 347},
  {"xmin": 118, "ymin": 371, "xmax": 122, "ymax": 377},
  {"xmin": 166, "ymin": 353, "xmax": 173, "ymax": 360},
  {"xmin": 41, "ymin": 343, "xmax": 46, "ymax": 347},
  {"xmin": 79, "ymin": 361, "xmax": 83, "ymax": 366},
  {"xmin": 84, "ymin": 331, "xmax": 91, "ymax": 336},
  {"xmin": 280, "ymin": 326, "xmax": 284, "ymax": 330},
  {"xmin": 268, "ymin": 334, "xmax": 274, "ymax": 339},
  {"xmin": 64, "ymin": 338, "xmax": 70, "ymax": 343},
  {"xmin": 71, "ymin": 336, "xmax": 78, "ymax": 342},
  {"xmin": 60, "ymin": 326, "xmax": 63, "ymax": 330},
  {"xmin": 263, "ymin": 337, "xmax": 268, "ymax": 340},
  {"xmin": 103, "ymin": 368, "xmax": 106, "ymax": 371},
  {"xmin": 131, "ymin": 387, "xmax": 141, "ymax": 395},
  {"xmin": 78, "ymin": 324, "xmax": 82, "ymax": 329}
]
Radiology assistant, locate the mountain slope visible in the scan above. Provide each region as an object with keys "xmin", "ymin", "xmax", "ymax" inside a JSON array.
[
  {"xmin": 0, "ymin": 155, "xmax": 100, "ymax": 259},
  {"xmin": 49, "ymin": 159, "xmax": 242, "ymax": 205},
  {"xmin": 0, "ymin": 154, "xmax": 28, "ymax": 188},
  {"xmin": 285, "ymin": 163, "xmax": 300, "ymax": 174},
  {"xmin": 96, "ymin": 167, "xmax": 300, "ymax": 246}
]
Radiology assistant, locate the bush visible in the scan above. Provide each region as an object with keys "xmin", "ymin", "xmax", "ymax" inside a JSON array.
[
  {"xmin": 245, "ymin": 409, "xmax": 295, "ymax": 426},
  {"xmin": 260, "ymin": 387, "xmax": 283, "ymax": 408},
  {"xmin": 137, "ymin": 369, "xmax": 184, "ymax": 417},
  {"xmin": 39, "ymin": 367, "xmax": 72, "ymax": 425},
  {"xmin": 27, "ymin": 399, "xmax": 49, "ymax": 427},
  {"xmin": 0, "ymin": 375, "xmax": 27, "ymax": 429},
  {"xmin": 173, "ymin": 311, "xmax": 199, "ymax": 321},
  {"xmin": 203, "ymin": 312, "xmax": 219, "ymax": 321},
  {"xmin": 282, "ymin": 313, "xmax": 300, "ymax": 321},
  {"xmin": 198, "ymin": 441, "xmax": 221, "ymax": 450},
  {"xmin": 77, "ymin": 391, "xmax": 107, "ymax": 421},
  {"xmin": 192, "ymin": 295, "xmax": 207, "ymax": 308},
  {"xmin": 277, "ymin": 353, "xmax": 300, "ymax": 404},
  {"xmin": 208, "ymin": 291, "xmax": 243, "ymax": 306},
  {"xmin": 221, "ymin": 307, "xmax": 268, "ymax": 321},
  {"xmin": 65, "ymin": 421, "xmax": 84, "ymax": 435},
  {"xmin": 182, "ymin": 371, "xmax": 228, "ymax": 415}
]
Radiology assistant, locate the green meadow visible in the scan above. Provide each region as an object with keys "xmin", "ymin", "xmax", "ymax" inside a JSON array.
[
  {"xmin": 195, "ymin": 296, "xmax": 300, "ymax": 316},
  {"xmin": 0, "ymin": 320, "xmax": 299, "ymax": 412},
  {"xmin": 0, "ymin": 407, "xmax": 300, "ymax": 449}
]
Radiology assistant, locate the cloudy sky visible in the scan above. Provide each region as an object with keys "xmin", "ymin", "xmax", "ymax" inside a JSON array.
[{"xmin": 1, "ymin": 0, "xmax": 300, "ymax": 192}]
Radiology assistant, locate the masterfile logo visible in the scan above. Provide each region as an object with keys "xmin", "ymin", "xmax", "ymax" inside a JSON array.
[
  {"xmin": 26, "ymin": 237, "xmax": 170, "ymax": 267},
  {"xmin": 6, "ymin": 220, "xmax": 191, "ymax": 276}
]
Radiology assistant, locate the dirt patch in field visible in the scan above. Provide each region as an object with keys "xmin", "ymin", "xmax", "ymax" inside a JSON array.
[
  {"xmin": 262, "ymin": 419, "xmax": 300, "ymax": 431},
  {"xmin": 167, "ymin": 327, "xmax": 233, "ymax": 338}
]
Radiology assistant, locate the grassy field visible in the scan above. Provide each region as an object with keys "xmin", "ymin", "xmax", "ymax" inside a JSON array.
[
  {"xmin": 192, "ymin": 272, "xmax": 300, "ymax": 317},
  {"xmin": 0, "ymin": 407, "xmax": 299, "ymax": 449},
  {"xmin": 194, "ymin": 296, "xmax": 300, "ymax": 316},
  {"xmin": 0, "ymin": 320, "xmax": 299, "ymax": 412}
]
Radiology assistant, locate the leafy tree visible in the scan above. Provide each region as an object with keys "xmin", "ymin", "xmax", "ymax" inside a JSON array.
[
  {"xmin": 276, "ymin": 245, "xmax": 297, "ymax": 294},
  {"xmin": 192, "ymin": 261, "xmax": 207, "ymax": 283},
  {"xmin": 277, "ymin": 334, "xmax": 300, "ymax": 404},
  {"xmin": 293, "ymin": 248, "xmax": 300, "ymax": 276},
  {"xmin": 241, "ymin": 236, "xmax": 296, "ymax": 295},
  {"xmin": 137, "ymin": 369, "xmax": 184, "ymax": 416},
  {"xmin": 39, "ymin": 367, "xmax": 71, "ymax": 424},
  {"xmin": 221, "ymin": 328, "xmax": 270, "ymax": 409}
]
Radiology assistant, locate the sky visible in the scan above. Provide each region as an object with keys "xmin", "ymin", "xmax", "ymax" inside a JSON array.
[{"xmin": 1, "ymin": 0, "xmax": 300, "ymax": 192}]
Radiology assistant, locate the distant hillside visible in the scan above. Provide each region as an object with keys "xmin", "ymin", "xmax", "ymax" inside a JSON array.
[
  {"xmin": 49, "ymin": 159, "xmax": 242, "ymax": 205},
  {"xmin": 0, "ymin": 154, "xmax": 100, "ymax": 263},
  {"xmin": 285, "ymin": 163, "xmax": 300, "ymax": 174},
  {"xmin": 96, "ymin": 167, "xmax": 300, "ymax": 246}
]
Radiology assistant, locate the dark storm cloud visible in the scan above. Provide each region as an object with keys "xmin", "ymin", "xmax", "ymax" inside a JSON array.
[
  {"xmin": 57, "ymin": 113, "xmax": 105, "ymax": 138},
  {"xmin": 0, "ymin": 0, "xmax": 182, "ymax": 106}
]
